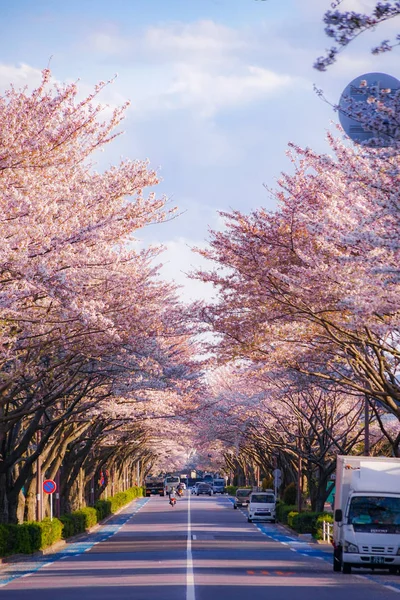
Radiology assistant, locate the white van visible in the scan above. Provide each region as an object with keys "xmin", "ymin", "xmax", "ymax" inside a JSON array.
[
  {"xmin": 247, "ymin": 491, "xmax": 276, "ymax": 523},
  {"xmin": 212, "ymin": 478, "xmax": 226, "ymax": 494}
]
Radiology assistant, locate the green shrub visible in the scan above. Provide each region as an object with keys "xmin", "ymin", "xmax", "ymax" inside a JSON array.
[
  {"xmin": 225, "ymin": 486, "xmax": 237, "ymax": 496},
  {"xmin": 291, "ymin": 512, "xmax": 319, "ymax": 533},
  {"xmin": 276, "ymin": 502, "xmax": 297, "ymax": 524},
  {"xmin": 36, "ymin": 518, "xmax": 63, "ymax": 549},
  {"xmin": 282, "ymin": 482, "xmax": 296, "ymax": 505},
  {"xmin": 60, "ymin": 507, "xmax": 97, "ymax": 539},
  {"xmin": 314, "ymin": 512, "xmax": 334, "ymax": 540},
  {"xmin": 94, "ymin": 500, "xmax": 111, "ymax": 522},
  {"xmin": 287, "ymin": 510, "xmax": 299, "ymax": 528},
  {"xmin": 0, "ymin": 519, "xmax": 63, "ymax": 557},
  {"xmin": 0, "ymin": 524, "xmax": 9, "ymax": 556}
]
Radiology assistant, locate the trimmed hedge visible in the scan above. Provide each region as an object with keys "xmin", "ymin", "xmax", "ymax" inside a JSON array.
[
  {"xmin": 0, "ymin": 519, "xmax": 63, "ymax": 556},
  {"xmin": 314, "ymin": 512, "xmax": 334, "ymax": 540},
  {"xmin": 95, "ymin": 486, "xmax": 145, "ymax": 521},
  {"xmin": 276, "ymin": 502, "xmax": 297, "ymax": 524},
  {"xmin": 59, "ymin": 507, "xmax": 98, "ymax": 539},
  {"xmin": 277, "ymin": 501, "xmax": 333, "ymax": 538},
  {"xmin": 0, "ymin": 485, "xmax": 144, "ymax": 557}
]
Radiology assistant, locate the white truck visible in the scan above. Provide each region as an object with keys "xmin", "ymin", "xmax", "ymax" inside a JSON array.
[
  {"xmin": 333, "ymin": 455, "xmax": 400, "ymax": 574},
  {"xmin": 164, "ymin": 475, "xmax": 181, "ymax": 495}
]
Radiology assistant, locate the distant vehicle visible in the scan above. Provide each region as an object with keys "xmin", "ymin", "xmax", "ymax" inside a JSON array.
[
  {"xmin": 191, "ymin": 480, "xmax": 204, "ymax": 494},
  {"xmin": 145, "ymin": 476, "xmax": 164, "ymax": 497},
  {"xmin": 247, "ymin": 491, "xmax": 276, "ymax": 523},
  {"xmin": 164, "ymin": 475, "xmax": 181, "ymax": 494},
  {"xmin": 212, "ymin": 478, "xmax": 225, "ymax": 494},
  {"xmin": 333, "ymin": 455, "xmax": 400, "ymax": 575},
  {"xmin": 234, "ymin": 488, "xmax": 252, "ymax": 509},
  {"xmin": 203, "ymin": 473, "xmax": 213, "ymax": 484},
  {"xmin": 196, "ymin": 483, "xmax": 212, "ymax": 496}
]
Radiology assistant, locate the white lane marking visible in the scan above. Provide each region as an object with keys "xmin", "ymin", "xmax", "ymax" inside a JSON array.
[
  {"xmin": 384, "ymin": 586, "xmax": 400, "ymax": 594},
  {"xmin": 186, "ymin": 492, "xmax": 195, "ymax": 600}
]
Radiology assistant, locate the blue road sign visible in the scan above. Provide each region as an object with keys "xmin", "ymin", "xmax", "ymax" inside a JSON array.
[{"xmin": 43, "ymin": 479, "xmax": 57, "ymax": 494}]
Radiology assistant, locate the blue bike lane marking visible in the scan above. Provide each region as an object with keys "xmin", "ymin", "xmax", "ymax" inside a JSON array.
[{"xmin": 0, "ymin": 497, "xmax": 149, "ymax": 588}]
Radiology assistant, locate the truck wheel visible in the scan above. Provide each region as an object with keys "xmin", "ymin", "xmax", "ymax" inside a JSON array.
[
  {"xmin": 342, "ymin": 562, "xmax": 351, "ymax": 574},
  {"xmin": 234, "ymin": 505, "xmax": 237, "ymax": 510},
  {"xmin": 388, "ymin": 566, "xmax": 398, "ymax": 574},
  {"xmin": 333, "ymin": 549, "xmax": 341, "ymax": 572},
  {"xmin": 247, "ymin": 517, "xmax": 252, "ymax": 523}
]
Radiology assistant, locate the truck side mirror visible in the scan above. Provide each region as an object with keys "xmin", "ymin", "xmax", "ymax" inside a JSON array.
[{"xmin": 334, "ymin": 509, "xmax": 343, "ymax": 522}]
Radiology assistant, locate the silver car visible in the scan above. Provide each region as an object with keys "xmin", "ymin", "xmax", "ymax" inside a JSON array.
[{"xmin": 234, "ymin": 488, "xmax": 252, "ymax": 509}]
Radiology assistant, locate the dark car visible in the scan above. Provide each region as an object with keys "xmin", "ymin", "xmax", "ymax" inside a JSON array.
[
  {"xmin": 234, "ymin": 488, "xmax": 252, "ymax": 509},
  {"xmin": 196, "ymin": 483, "xmax": 212, "ymax": 496}
]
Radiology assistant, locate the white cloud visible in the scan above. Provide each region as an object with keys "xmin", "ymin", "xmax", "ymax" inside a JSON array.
[
  {"xmin": 143, "ymin": 20, "xmax": 246, "ymax": 61},
  {"xmin": 86, "ymin": 20, "xmax": 300, "ymax": 118},
  {"xmin": 0, "ymin": 63, "xmax": 43, "ymax": 91},
  {"xmin": 88, "ymin": 20, "xmax": 246, "ymax": 64},
  {"xmin": 160, "ymin": 63, "xmax": 297, "ymax": 117}
]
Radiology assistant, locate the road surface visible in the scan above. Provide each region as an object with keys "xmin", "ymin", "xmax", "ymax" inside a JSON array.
[{"xmin": 1, "ymin": 493, "xmax": 399, "ymax": 599}]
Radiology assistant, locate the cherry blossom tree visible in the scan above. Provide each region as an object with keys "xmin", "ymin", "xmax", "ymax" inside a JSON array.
[
  {"xmin": 193, "ymin": 133, "xmax": 400, "ymax": 453},
  {"xmin": 314, "ymin": 1, "xmax": 400, "ymax": 71},
  {"xmin": 0, "ymin": 70, "xmax": 203, "ymax": 522}
]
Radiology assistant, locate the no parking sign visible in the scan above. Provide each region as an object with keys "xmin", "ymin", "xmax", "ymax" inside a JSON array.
[
  {"xmin": 43, "ymin": 479, "xmax": 57, "ymax": 520},
  {"xmin": 43, "ymin": 479, "xmax": 57, "ymax": 494}
]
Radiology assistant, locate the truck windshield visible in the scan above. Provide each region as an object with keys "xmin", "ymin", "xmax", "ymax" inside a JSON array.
[
  {"xmin": 165, "ymin": 477, "xmax": 180, "ymax": 484},
  {"xmin": 348, "ymin": 496, "xmax": 400, "ymax": 526}
]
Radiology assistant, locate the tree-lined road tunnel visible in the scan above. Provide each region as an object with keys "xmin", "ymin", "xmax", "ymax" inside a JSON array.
[{"xmin": 0, "ymin": 494, "xmax": 399, "ymax": 599}]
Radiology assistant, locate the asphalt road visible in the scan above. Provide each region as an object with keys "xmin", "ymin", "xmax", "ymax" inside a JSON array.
[{"xmin": 1, "ymin": 493, "xmax": 399, "ymax": 599}]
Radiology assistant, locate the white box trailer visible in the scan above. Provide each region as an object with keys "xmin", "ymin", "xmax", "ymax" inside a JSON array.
[{"xmin": 333, "ymin": 455, "xmax": 400, "ymax": 574}]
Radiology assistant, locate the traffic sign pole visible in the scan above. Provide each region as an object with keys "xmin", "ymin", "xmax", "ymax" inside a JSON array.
[
  {"xmin": 43, "ymin": 479, "xmax": 57, "ymax": 520},
  {"xmin": 273, "ymin": 468, "xmax": 282, "ymax": 499}
]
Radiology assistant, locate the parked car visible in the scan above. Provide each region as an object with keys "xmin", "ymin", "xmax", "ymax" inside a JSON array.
[
  {"xmin": 196, "ymin": 483, "xmax": 212, "ymax": 496},
  {"xmin": 247, "ymin": 491, "xmax": 276, "ymax": 523},
  {"xmin": 234, "ymin": 488, "xmax": 252, "ymax": 509}
]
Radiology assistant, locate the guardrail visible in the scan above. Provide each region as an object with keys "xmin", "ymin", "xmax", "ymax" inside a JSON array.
[{"xmin": 322, "ymin": 520, "xmax": 333, "ymax": 542}]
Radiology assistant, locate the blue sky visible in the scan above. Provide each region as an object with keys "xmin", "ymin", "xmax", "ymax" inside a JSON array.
[{"xmin": 1, "ymin": 0, "xmax": 399, "ymax": 301}]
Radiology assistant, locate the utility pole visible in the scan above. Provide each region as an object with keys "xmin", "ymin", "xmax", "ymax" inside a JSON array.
[
  {"xmin": 36, "ymin": 430, "xmax": 42, "ymax": 521},
  {"xmin": 55, "ymin": 470, "xmax": 61, "ymax": 517},
  {"xmin": 364, "ymin": 394, "xmax": 370, "ymax": 456}
]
